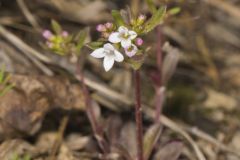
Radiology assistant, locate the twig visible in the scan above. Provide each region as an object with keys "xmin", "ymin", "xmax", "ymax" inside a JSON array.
[
  {"xmin": 49, "ymin": 115, "xmax": 69, "ymax": 160},
  {"xmin": 75, "ymin": 58, "xmax": 108, "ymax": 154},
  {"xmin": 134, "ymin": 70, "xmax": 144, "ymax": 160},
  {"xmin": 16, "ymin": 0, "xmax": 41, "ymax": 32}
]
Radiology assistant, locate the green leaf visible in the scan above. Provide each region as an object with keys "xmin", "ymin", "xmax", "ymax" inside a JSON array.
[
  {"xmin": 76, "ymin": 28, "xmax": 88, "ymax": 54},
  {"xmin": 0, "ymin": 83, "xmax": 14, "ymax": 97},
  {"xmin": 2, "ymin": 74, "xmax": 11, "ymax": 85},
  {"xmin": 168, "ymin": 7, "xmax": 181, "ymax": 15},
  {"xmin": 51, "ymin": 19, "xmax": 62, "ymax": 34},
  {"xmin": 0, "ymin": 65, "xmax": 14, "ymax": 97},
  {"xmin": 143, "ymin": 6, "xmax": 166, "ymax": 34},
  {"xmin": 111, "ymin": 10, "xmax": 125, "ymax": 26},
  {"xmin": 86, "ymin": 41, "xmax": 105, "ymax": 50},
  {"xmin": 0, "ymin": 64, "xmax": 5, "ymax": 83},
  {"xmin": 10, "ymin": 153, "xmax": 31, "ymax": 160},
  {"xmin": 146, "ymin": 0, "xmax": 157, "ymax": 13}
]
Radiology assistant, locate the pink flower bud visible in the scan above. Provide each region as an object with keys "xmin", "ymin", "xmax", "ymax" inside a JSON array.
[
  {"xmin": 61, "ymin": 31, "xmax": 69, "ymax": 37},
  {"xmin": 42, "ymin": 30, "xmax": 53, "ymax": 39},
  {"xmin": 138, "ymin": 14, "xmax": 146, "ymax": 21},
  {"xmin": 96, "ymin": 24, "xmax": 106, "ymax": 32},
  {"xmin": 136, "ymin": 38, "xmax": 143, "ymax": 46},
  {"xmin": 105, "ymin": 22, "xmax": 113, "ymax": 29}
]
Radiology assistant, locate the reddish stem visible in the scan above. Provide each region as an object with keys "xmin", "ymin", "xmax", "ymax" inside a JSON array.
[
  {"xmin": 155, "ymin": 25, "xmax": 163, "ymax": 123},
  {"xmin": 134, "ymin": 70, "xmax": 144, "ymax": 160},
  {"xmin": 75, "ymin": 59, "xmax": 108, "ymax": 154}
]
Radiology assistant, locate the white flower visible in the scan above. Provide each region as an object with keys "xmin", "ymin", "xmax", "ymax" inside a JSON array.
[
  {"xmin": 90, "ymin": 43, "xmax": 124, "ymax": 72},
  {"xmin": 124, "ymin": 44, "xmax": 138, "ymax": 57},
  {"xmin": 109, "ymin": 26, "xmax": 137, "ymax": 48}
]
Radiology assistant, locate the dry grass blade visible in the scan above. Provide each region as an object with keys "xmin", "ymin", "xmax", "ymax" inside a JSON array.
[
  {"xmin": 49, "ymin": 115, "xmax": 69, "ymax": 160},
  {"xmin": 0, "ymin": 25, "xmax": 50, "ymax": 63},
  {"xmin": 184, "ymin": 126, "xmax": 240, "ymax": 157},
  {"xmin": 16, "ymin": 0, "xmax": 41, "ymax": 32},
  {"xmin": 203, "ymin": 0, "xmax": 240, "ymax": 21},
  {"xmin": 160, "ymin": 118, "xmax": 206, "ymax": 160},
  {"xmin": 76, "ymin": 73, "xmax": 133, "ymax": 106},
  {"xmin": 0, "ymin": 25, "xmax": 53, "ymax": 75},
  {"xmin": 143, "ymin": 108, "xmax": 206, "ymax": 160}
]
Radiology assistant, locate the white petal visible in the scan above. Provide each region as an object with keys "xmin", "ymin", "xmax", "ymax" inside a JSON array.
[
  {"xmin": 125, "ymin": 51, "xmax": 135, "ymax": 57},
  {"xmin": 118, "ymin": 26, "xmax": 128, "ymax": 33},
  {"xmin": 90, "ymin": 48, "xmax": 105, "ymax": 58},
  {"xmin": 108, "ymin": 32, "xmax": 121, "ymax": 43},
  {"xmin": 104, "ymin": 43, "xmax": 115, "ymax": 51},
  {"xmin": 132, "ymin": 44, "xmax": 138, "ymax": 51},
  {"xmin": 121, "ymin": 39, "xmax": 132, "ymax": 48},
  {"xmin": 114, "ymin": 50, "xmax": 124, "ymax": 62},
  {"xmin": 129, "ymin": 30, "xmax": 137, "ymax": 39},
  {"xmin": 103, "ymin": 55, "xmax": 115, "ymax": 72}
]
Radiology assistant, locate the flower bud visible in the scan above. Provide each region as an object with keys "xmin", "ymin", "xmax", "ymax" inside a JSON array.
[
  {"xmin": 136, "ymin": 38, "xmax": 143, "ymax": 46},
  {"xmin": 96, "ymin": 24, "xmax": 106, "ymax": 32},
  {"xmin": 139, "ymin": 14, "xmax": 146, "ymax": 20},
  {"xmin": 137, "ymin": 14, "xmax": 146, "ymax": 24},
  {"xmin": 61, "ymin": 31, "xmax": 69, "ymax": 37},
  {"xmin": 42, "ymin": 30, "xmax": 53, "ymax": 39},
  {"xmin": 105, "ymin": 22, "xmax": 113, "ymax": 29}
]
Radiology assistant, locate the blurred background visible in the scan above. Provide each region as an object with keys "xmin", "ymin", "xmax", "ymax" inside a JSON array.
[{"xmin": 0, "ymin": 0, "xmax": 240, "ymax": 160}]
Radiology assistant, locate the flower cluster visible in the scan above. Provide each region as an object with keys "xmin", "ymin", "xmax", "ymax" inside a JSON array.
[
  {"xmin": 42, "ymin": 29, "xmax": 71, "ymax": 55},
  {"xmin": 91, "ymin": 24, "xmax": 144, "ymax": 72}
]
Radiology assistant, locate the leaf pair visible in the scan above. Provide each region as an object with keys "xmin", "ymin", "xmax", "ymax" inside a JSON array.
[
  {"xmin": 111, "ymin": 6, "xmax": 166, "ymax": 35},
  {"xmin": 144, "ymin": 0, "xmax": 181, "ymax": 33}
]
